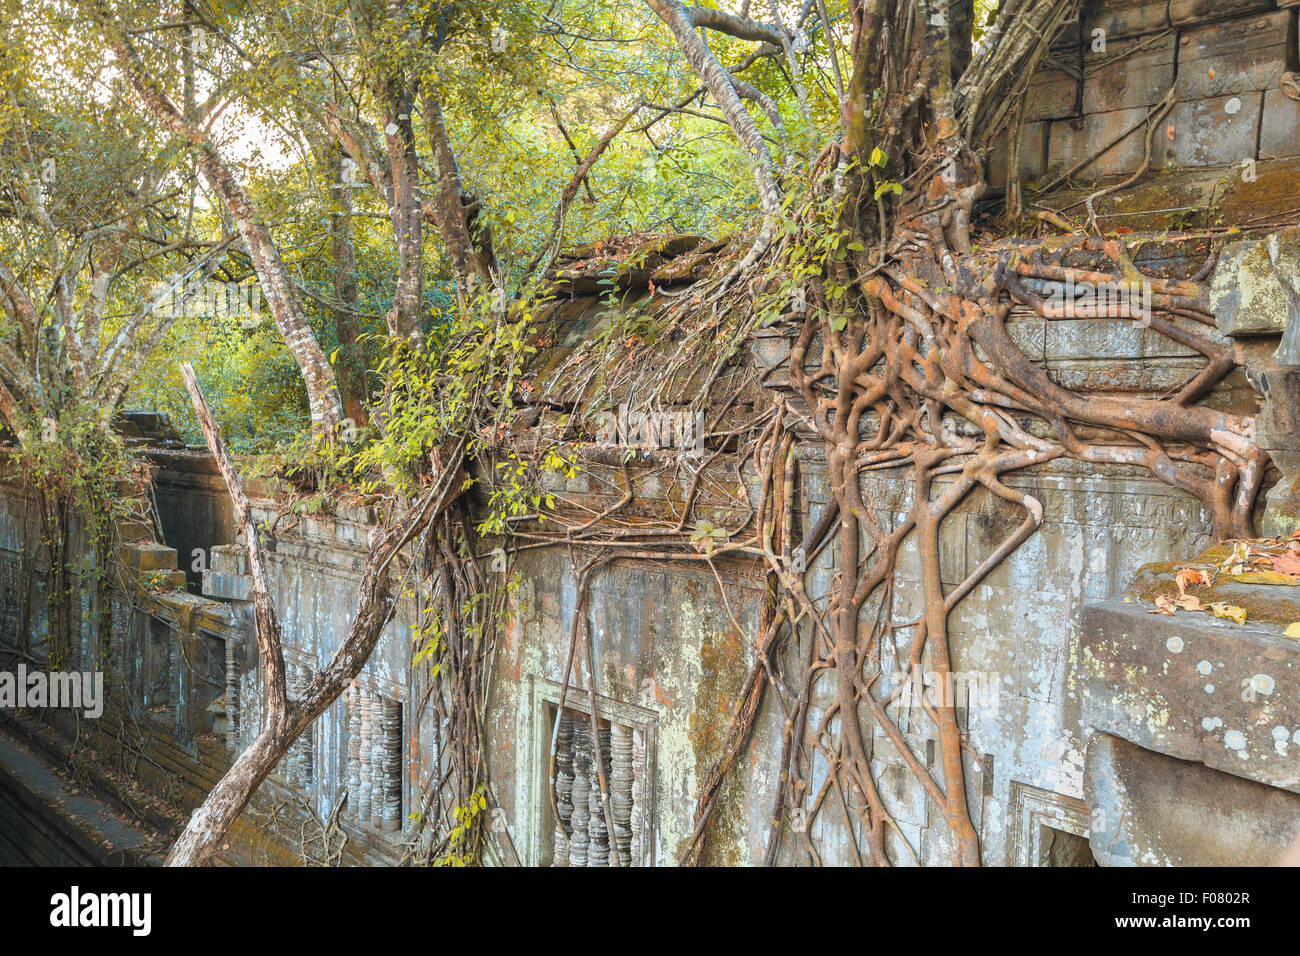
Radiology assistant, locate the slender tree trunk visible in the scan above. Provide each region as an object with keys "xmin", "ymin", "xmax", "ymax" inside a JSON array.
[
  {"xmin": 167, "ymin": 365, "xmax": 463, "ymax": 865},
  {"xmin": 380, "ymin": 86, "xmax": 426, "ymax": 347},
  {"xmin": 645, "ymin": 0, "xmax": 781, "ymax": 222},
  {"xmin": 107, "ymin": 29, "xmax": 345, "ymax": 436},
  {"xmin": 422, "ymin": 91, "xmax": 493, "ymax": 307},
  {"xmin": 327, "ymin": 146, "xmax": 369, "ymax": 425}
]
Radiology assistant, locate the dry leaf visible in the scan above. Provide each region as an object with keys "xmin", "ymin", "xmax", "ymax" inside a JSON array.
[
  {"xmin": 1174, "ymin": 594, "xmax": 1202, "ymax": 611},
  {"xmin": 1270, "ymin": 550, "xmax": 1300, "ymax": 577},
  {"xmin": 1285, "ymin": 622, "xmax": 1300, "ymax": 639},
  {"xmin": 1232, "ymin": 570, "xmax": 1300, "ymax": 586},
  {"xmin": 1148, "ymin": 595, "xmax": 1176, "ymax": 615},
  {"xmin": 1208, "ymin": 602, "xmax": 1247, "ymax": 625},
  {"xmin": 1175, "ymin": 567, "xmax": 1211, "ymax": 595}
]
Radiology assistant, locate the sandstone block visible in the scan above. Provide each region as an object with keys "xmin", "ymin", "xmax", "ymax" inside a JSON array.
[
  {"xmin": 1025, "ymin": 69, "xmax": 1078, "ymax": 122},
  {"xmin": 985, "ymin": 121, "xmax": 1049, "ymax": 189},
  {"xmin": 1048, "ymin": 106, "xmax": 1168, "ymax": 178},
  {"xmin": 1211, "ymin": 239, "xmax": 1289, "ymax": 337},
  {"xmin": 1082, "ymin": 34, "xmax": 1176, "ymax": 114},
  {"xmin": 1260, "ymin": 86, "xmax": 1300, "ymax": 160},
  {"xmin": 1166, "ymin": 92, "xmax": 1262, "ymax": 168},
  {"xmin": 120, "ymin": 542, "xmax": 178, "ymax": 572},
  {"xmin": 1176, "ymin": 11, "xmax": 1291, "ymax": 100},
  {"xmin": 1083, "ymin": 0, "xmax": 1173, "ymax": 41}
]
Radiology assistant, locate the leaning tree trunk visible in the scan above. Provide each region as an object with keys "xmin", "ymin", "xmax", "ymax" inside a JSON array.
[{"xmin": 166, "ymin": 365, "xmax": 463, "ymax": 865}]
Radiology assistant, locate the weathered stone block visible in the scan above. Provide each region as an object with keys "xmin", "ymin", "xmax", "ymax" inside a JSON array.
[
  {"xmin": 948, "ymin": 581, "xmax": 1075, "ymax": 650},
  {"xmin": 209, "ymin": 544, "xmax": 246, "ymax": 575},
  {"xmin": 1082, "ymin": 34, "xmax": 1176, "ymax": 114},
  {"xmin": 1044, "ymin": 356, "xmax": 1205, "ymax": 392},
  {"xmin": 873, "ymin": 760, "xmax": 930, "ymax": 827},
  {"xmin": 1260, "ymin": 86, "xmax": 1300, "ymax": 160},
  {"xmin": 119, "ymin": 542, "xmax": 178, "ymax": 572},
  {"xmin": 1085, "ymin": 733, "xmax": 1300, "ymax": 866},
  {"xmin": 985, "ymin": 121, "xmax": 1049, "ymax": 189},
  {"xmin": 1267, "ymin": 228, "xmax": 1300, "ymax": 364},
  {"xmin": 750, "ymin": 327, "xmax": 791, "ymax": 371},
  {"xmin": 1048, "ymin": 106, "xmax": 1168, "ymax": 178},
  {"xmin": 1083, "ymin": 0, "xmax": 1173, "ymax": 40},
  {"xmin": 967, "ymin": 512, "xmax": 1111, "ymax": 601},
  {"xmin": 1176, "ymin": 11, "xmax": 1291, "ymax": 100},
  {"xmin": 1024, "ymin": 69, "xmax": 1078, "ymax": 122},
  {"xmin": 1211, "ymin": 239, "xmax": 1290, "ymax": 336},
  {"xmin": 1079, "ymin": 598, "xmax": 1300, "ymax": 794},
  {"xmin": 1166, "ymin": 92, "xmax": 1262, "ymax": 168},
  {"xmin": 1170, "ymin": 0, "xmax": 1277, "ymax": 23},
  {"xmin": 115, "ymin": 519, "xmax": 154, "ymax": 544},
  {"xmin": 1254, "ymin": 365, "xmax": 1300, "ymax": 453},
  {"xmin": 952, "ymin": 610, "xmax": 1067, "ymax": 704},
  {"xmin": 1007, "ymin": 314, "xmax": 1047, "ymax": 360},
  {"xmin": 202, "ymin": 570, "xmax": 252, "ymax": 602},
  {"xmin": 1045, "ymin": 319, "xmax": 1202, "ymax": 362}
]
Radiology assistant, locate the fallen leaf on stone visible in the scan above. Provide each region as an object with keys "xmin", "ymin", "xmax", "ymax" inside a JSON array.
[
  {"xmin": 1149, "ymin": 595, "xmax": 1176, "ymax": 615},
  {"xmin": 1208, "ymin": 602, "xmax": 1247, "ymax": 624},
  {"xmin": 1173, "ymin": 594, "xmax": 1202, "ymax": 611},
  {"xmin": 1233, "ymin": 570, "xmax": 1300, "ymax": 586},
  {"xmin": 1270, "ymin": 550, "xmax": 1300, "ymax": 576},
  {"xmin": 1285, "ymin": 622, "xmax": 1300, "ymax": 639},
  {"xmin": 1176, "ymin": 567, "xmax": 1211, "ymax": 595}
]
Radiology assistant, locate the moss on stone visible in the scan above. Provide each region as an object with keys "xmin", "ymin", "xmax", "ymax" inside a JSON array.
[{"xmin": 1131, "ymin": 543, "xmax": 1300, "ymax": 626}]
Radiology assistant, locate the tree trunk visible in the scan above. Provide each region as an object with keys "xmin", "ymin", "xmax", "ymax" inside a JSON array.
[
  {"xmin": 108, "ymin": 29, "xmax": 345, "ymax": 436},
  {"xmin": 422, "ymin": 91, "xmax": 495, "ymax": 308},
  {"xmin": 166, "ymin": 365, "xmax": 463, "ymax": 865},
  {"xmin": 380, "ymin": 85, "xmax": 426, "ymax": 347},
  {"xmin": 327, "ymin": 146, "xmax": 369, "ymax": 425}
]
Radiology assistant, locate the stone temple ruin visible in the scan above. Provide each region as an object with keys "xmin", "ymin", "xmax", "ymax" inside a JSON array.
[{"xmin": 2, "ymin": 0, "xmax": 1300, "ymax": 866}]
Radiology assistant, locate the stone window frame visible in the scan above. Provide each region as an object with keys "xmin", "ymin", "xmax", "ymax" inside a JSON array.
[
  {"xmin": 1007, "ymin": 780, "xmax": 1091, "ymax": 866},
  {"xmin": 527, "ymin": 676, "xmax": 659, "ymax": 867}
]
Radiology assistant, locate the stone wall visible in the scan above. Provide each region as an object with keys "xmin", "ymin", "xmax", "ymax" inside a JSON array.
[
  {"xmin": 0, "ymin": 470, "xmax": 414, "ymax": 865},
  {"xmin": 990, "ymin": 0, "xmax": 1300, "ymax": 189},
  {"xmin": 488, "ymin": 544, "xmax": 770, "ymax": 866},
  {"xmin": 0, "ymin": 372, "xmax": 1279, "ymax": 867},
  {"xmin": 477, "ymin": 447, "xmax": 1228, "ymax": 865}
]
